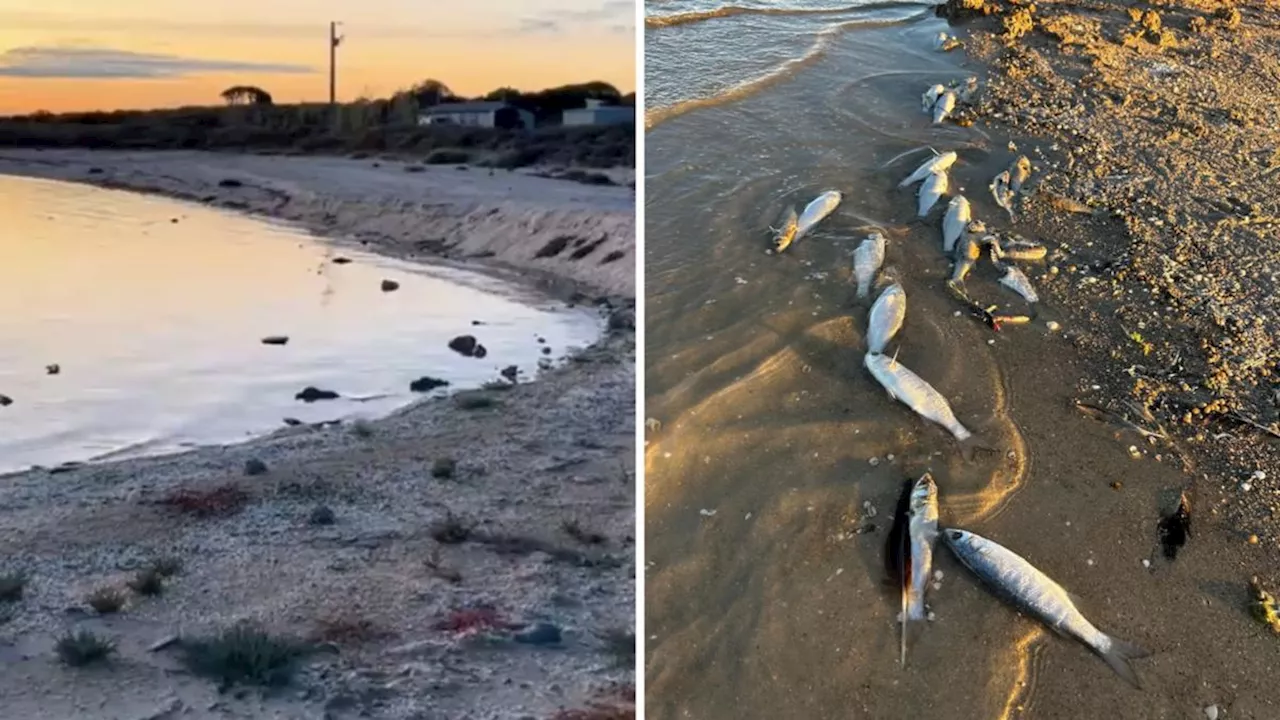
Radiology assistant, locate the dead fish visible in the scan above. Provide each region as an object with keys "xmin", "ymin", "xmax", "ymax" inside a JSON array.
[
  {"xmin": 941, "ymin": 195, "xmax": 971, "ymax": 254},
  {"xmin": 1157, "ymin": 490, "xmax": 1191, "ymax": 560},
  {"xmin": 950, "ymin": 221, "xmax": 984, "ymax": 283},
  {"xmin": 998, "ymin": 264, "xmax": 1039, "ymax": 303},
  {"xmin": 864, "ymin": 352, "xmax": 972, "ymax": 441},
  {"xmin": 932, "ymin": 90, "xmax": 958, "ymax": 125},
  {"xmin": 854, "ymin": 232, "xmax": 887, "ymax": 300},
  {"xmin": 1249, "ymin": 576, "xmax": 1280, "ymax": 633},
  {"xmin": 997, "ymin": 236, "xmax": 1048, "ymax": 261},
  {"xmin": 934, "ymin": 32, "xmax": 962, "ymax": 52},
  {"xmin": 899, "ymin": 150, "xmax": 957, "ymax": 188},
  {"xmin": 867, "ymin": 282, "xmax": 905, "ymax": 354},
  {"xmin": 793, "ymin": 191, "xmax": 842, "ymax": 246},
  {"xmin": 943, "ymin": 529, "xmax": 1150, "ymax": 688},
  {"xmin": 917, "ymin": 171, "xmax": 949, "ymax": 218},
  {"xmin": 990, "ymin": 170, "xmax": 1015, "ymax": 220},
  {"xmin": 954, "ymin": 76, "xmax": 979, "ymax": 104},
  {"xmin": 886, "ymin": 474, "xmax": 940, "ymax": 666},
  {"xmin": 770, "ymin": 205, "xmax": 800, "ymax": 253},
  {"xmin": 922, "ymin": 84, "xmax": 946, "ymax": 113},
  {"xmin": 1009, "ymin": 155, "xmax": 1032, "ymax": 194}
]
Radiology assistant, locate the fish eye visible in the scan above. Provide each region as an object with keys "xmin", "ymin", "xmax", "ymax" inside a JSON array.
[{"xmin": 948, "ymin": 530, "xmax": 962, "ymax": 540}]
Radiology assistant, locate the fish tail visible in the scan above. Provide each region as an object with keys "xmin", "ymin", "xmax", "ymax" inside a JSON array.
[{"xmin": 1097, "ymin": 634, "xmax": 1150, "ymax": 689}]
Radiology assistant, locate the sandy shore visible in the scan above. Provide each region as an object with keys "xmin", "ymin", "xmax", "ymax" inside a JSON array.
[
  {"xmin": 0, "ymin": 151, "xmax": 635, "ymax": 719},
  {"xmin": 950, "ymin": 0, "xmax": 1279, "ymax": 543}
]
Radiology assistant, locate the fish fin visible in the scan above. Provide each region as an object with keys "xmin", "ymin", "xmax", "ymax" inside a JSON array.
[
  {"xmin": 890, "ymin": 347, "xmax": 900, "ymax": 370},
  {"xmin": 1097, "ymin": 634, "xmax": 1150, "ymax": 690}
]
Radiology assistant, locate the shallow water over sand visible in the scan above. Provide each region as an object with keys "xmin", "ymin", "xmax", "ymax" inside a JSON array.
[
  {"xmin": 0, "ymin": 175, "xmax": 601, "ymax": 474},
  {"xmin": 641, "ymin": 5, "xmax": 1255, "ymax": 719}
]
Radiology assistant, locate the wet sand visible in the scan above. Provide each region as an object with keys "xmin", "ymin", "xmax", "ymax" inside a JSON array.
[
  {"xmin": 0, "ymin": 151, "xmax": 635, "ymax": 719},
  {"xmin": 644, "ymin": 2, "xmax": 1277, "ymax": 718}
]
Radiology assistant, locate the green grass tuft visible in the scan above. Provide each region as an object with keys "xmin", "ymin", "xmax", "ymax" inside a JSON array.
[
  {"xmin": 180, "ymin": 625, "xmax": 312, "ymax": 687},
  {"xmin": 55, "ymin": 629, "xmax": 116, "ymax": 666}
]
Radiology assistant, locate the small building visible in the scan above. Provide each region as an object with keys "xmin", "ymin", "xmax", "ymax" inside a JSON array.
[
  {"xmin": 418, "ymin": 101, "xmax": 534, "ymax": 130},
  {"xmin": 561, "ymin": 99, "xmax": 634, "ymax": 126}
]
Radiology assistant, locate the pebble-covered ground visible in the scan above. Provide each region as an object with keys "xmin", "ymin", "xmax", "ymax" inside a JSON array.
[{"xmin": 947, "ymin": 0, "xmax": 1279, "ymax": 551}]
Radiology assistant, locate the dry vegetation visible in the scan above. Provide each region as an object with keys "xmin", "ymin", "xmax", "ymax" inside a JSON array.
[{"xmin": 0, "ymin": 81, "xmax": 636, "ymax": 169}]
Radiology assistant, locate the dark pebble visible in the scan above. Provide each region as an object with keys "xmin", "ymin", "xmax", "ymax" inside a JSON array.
[
  {"xmin": 541, "ymin": 347, "xmax": 551, "ymax": 355},
  {"xmin": 474, "ymin": 344, "xmax": 487, "ymax": 359},
  {"xmin": 380, "ymin": 279, "xmax": 400, "ymax": 292},
  {"xmin": 87, "ymin": 167, "xmax": 104, "ymax": 175},
  {"xmin": 501, "ymin": 365, "xmax": 519, "ymax": 382},
  {"xmin": 409, "ymin": 376, "xmax": 450, "ymax": 393},
  {"xmin": 171, "ymin": 218, "xmax": 179, "ymax": 223},
  {"xmin": 217, "ymin": 178, "xmax": 242, "ymax": 188},
  {"xmin": 282, "ymin": 417, "xmax": 303, "ymax": 426},
  {"xmin": 0, "ymin": 394, "xmax": 12, "ymax": 407},
  {"xmin": 244, "ymin": 458, "xmax": 269, "ymax": 476},
  {"xmin": 332, "ymin": 257, "xmax": 352, "ymax": 265},
  {"xmin": 296, "ymin": 386, "xmax": 340, "ymax": 402},
  {"xmin": 607, "ymin": 308, "xmax": 635, "ymax": 332},
  {"xmin": 448, "ymin": 335, "xmax": 478, "ymax": 356},
  {"xmin": 513, "ymin": 622, "xmax": 562, "ymax": 646},
  {"xmin": 309, "ymin": 505, "xmax": 336, "ymax": 525},
  {"xmin": 261, "ymin": 335, "xmax": 289, "ymax": 345},
  {"xmin": 432, "ymin": 458, "xmax": 457, "ymax": 479},
  {"xmin": 471, "ymin": 320, "xmax": 485, "ymax": 326},
  {"xmin": 45, "ymin": 364, "xmax": 60, "ymax": 375}
]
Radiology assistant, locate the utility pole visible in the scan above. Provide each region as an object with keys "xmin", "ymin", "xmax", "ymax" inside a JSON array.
[{"xmin": 329, "ymin": 21, "xmax": 343, "ymax": 107}]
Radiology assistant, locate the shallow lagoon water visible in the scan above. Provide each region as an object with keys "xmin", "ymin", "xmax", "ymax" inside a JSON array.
[{"xmin": 0, "ymin": 175, "xmax": 601, "ymax": 474}]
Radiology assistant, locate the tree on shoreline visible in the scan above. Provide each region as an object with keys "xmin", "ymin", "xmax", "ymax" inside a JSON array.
[{"xmin": 220, "ymin": 86, "xmax": 274, "ymax": 106}]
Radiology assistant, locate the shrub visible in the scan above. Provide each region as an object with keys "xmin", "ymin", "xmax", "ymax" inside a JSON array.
[
  {"xmin": 86, "ymin": 587, "xmax": 126, "ymax": 614},
  {"xmin": 181, "ymin": 625, "xmax": 311, "ymax": 687},
  {"xmin": 424, "ymin": 148, "xmax": 471, "ymax": 164},
  {"xmin": 0, "ymin": 572, "xmax": 27, "ymax": 602},
  {"xmin": 55, "ymin": 630, "xmax": 116, "ymax": 666}
]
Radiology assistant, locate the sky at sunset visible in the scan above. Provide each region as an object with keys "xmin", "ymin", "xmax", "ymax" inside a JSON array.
[{"xmin": 0, "ymin": 0, "xmax": 635, "ymax": 114}]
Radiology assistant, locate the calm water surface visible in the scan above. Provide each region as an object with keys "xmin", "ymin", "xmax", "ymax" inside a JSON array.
[
  {"xmin": 0, "ymin": 175, "xmax": 601, "ymax": 474},
  {"xmin": 643, "ymin": 3, "xmax": 1213, "ymax": 718}
]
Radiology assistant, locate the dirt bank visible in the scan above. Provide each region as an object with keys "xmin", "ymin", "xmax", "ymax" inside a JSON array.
[
  {"xmin": 0, "ymin": 151, "xmax": 635, "ymax": 720},
  {"xmin": 0, "ymin": 149, "xmax": 636, "ymax": 298}
]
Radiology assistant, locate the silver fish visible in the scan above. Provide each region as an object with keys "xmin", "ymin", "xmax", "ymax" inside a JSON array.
[
  {"xmin": 932, "ymin": 90, "xmax": 957, "ymax": 125},
  {"xmin": 941, "ymin": 195, "xmax": 971, "ymax": 253},
  {"xmin": 990, "ymin": 170, "xmax": 1015, "ymax": 220},
  {"xmin": 997, "ymin": 236, "xmax": 1047, "ymax": 261},
  {"xmin": 793, "ymin": 191, "xmax": 842, "ymax": 246},
  {"xmin": 889, "ymin": 474, "xmax": 939, "ymax": 667},
  {"xmin": 1009, "ymin": 155, "xmax": 1032, "ymax": 194},
  {"xmin": 950, "ymin": 220, "xmax": 985, "ymax": 283},
  {"xmin": 917, "ymin": 171, "xmax": 948, "ymax": 218},
  {"xmin": 770, "ymin": 205, "xmax": 800, "ymax": 253},
  {"xmin": 899, "ymin": 150, "xmax": 957, "ymax": 188},
  {"xmin": 943, "ymin": 529, "xmax": 1149, "ymax": 688},
  {"xmin": 907, "ymin": 475, "xmax": 939, "ymax": 622},
  {"xmin": 922, "ymin": 84, "xmax": 945, "ymax": 113},
  {"xmin": 999, "ymin": 265, "xmax": 1039, "ymax": 303},
  {"xmin": 854, "ymin": 232, "xmax": 887, "ymax": 300},
  {"xmin": 864, "ymin": 352, "xmax": 972, "ymax": 441},
  {"xmin": 867, "ymin": 282, "xmax": 905, "ymax": 354},
  {"xmin": 934, "ymin": 33, "xmax": 961, "ymax": 52}
]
